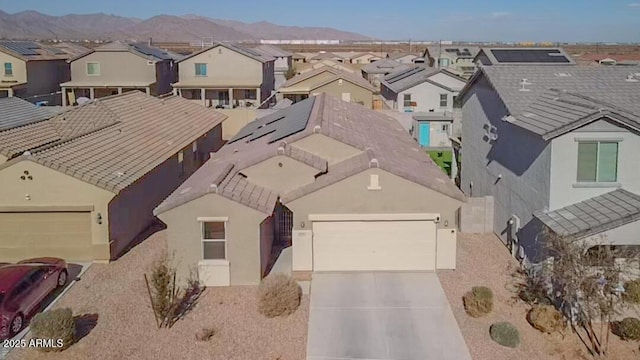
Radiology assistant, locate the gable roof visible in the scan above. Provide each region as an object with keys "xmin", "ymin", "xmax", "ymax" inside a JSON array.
[
  {"xmin": 253, "ymin": 45, "xmax": 292, "ymax": 58},
  {"xmin": 309, "ymin": 52, "xmax": 345, "ymax": 61},
  {"xmin": 178, "ymin": 42, "xmax": 274, "ymax": 64},
  {"xmin": 0, "ymin": 41, "xmax": 71, "ymax": 61},
  {"xmin": 0, "ymin": 92, "xmax": 226, "ymax": 193},
  {"xmin": 280, "ymin": 67, "xmax": 376, "ymax": 92},
  {"xmin": 361, "ymin": 59, "xmax": 412, "ymax": 74},
  {"xmin": 388, "ymin": 52, "xmax": 420, "ymax": 61},
  {"xmin": 460, "ymin": 65, "xmax": 640, "ymax": 139},
  {"xmin": 348, "ymin": 52, "xmax": 381, "ymax": 60},
  {"xmin": 155, "ymin": 93, "xmax": 465, "ymax": 216},
  {"xmin": 534, "ymin": 189, "xmax": 640, "ymax": 239},
  {"xmin": 474, "ymin": 47, "xmax": 575, "ymax": 65},
  {"xmin": 381, "ymin": 66, "xmax": 466, "ymax": 93},
  {"xmin": 0, "ymin": 97, "xmax": 61, "ymax": 132},
  {"xmin": 70, "ymin": 41, "xmax": 181, "ymax": 63},
  {"xmin": 52, "ymin": 42, "xmax": 90, "ymax": 58}
]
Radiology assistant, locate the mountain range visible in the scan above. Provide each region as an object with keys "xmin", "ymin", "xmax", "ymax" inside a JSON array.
[{"xmin": 0, "ymin": 11, "xmax": 371, "ymax": 42}]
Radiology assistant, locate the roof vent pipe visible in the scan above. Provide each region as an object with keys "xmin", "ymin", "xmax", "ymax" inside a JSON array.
[
  {"xmin": 625, "ymin": 74, "xmax": 638, "ymax": 82},
  {"xmin": 519, "ymin": 78, "xmax": 531, "ymax": 92},
  {"xmin": 369, "ymin": 158, "xmax": 379, "ymax": 168},
  {"xmin": 209, "ymin": 183, "xmax": 218, "ymax": 193},
  {"xmin": 313, "ymin": 125, "xmax": 321, "ymax": 133},
  {"xmin": 277, "ymin": 146, "xmax": 285, "ymax": 155}
]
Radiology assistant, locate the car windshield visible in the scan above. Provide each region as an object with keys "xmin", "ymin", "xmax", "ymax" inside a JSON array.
[{"xmin": 0, "ymin": 292, "xmax": 4, "ymax": 306}]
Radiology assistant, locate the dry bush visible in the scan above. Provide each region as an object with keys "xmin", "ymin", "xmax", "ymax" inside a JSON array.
[
  {"xmin": 195, "ymin": 327, "xmax": 216, "ymax": 341},
  {"xmin": 612, "ymin": 317, "xmax": 640, "ymax": 341},
  {"xmin": 624, "ymin": 279, "xmax": 640, "ymax": 304},
  {"xmin": 258, "ymin": 273, "xmax": 302, "ymax": 318},
  {"xmin": 527, "ymin": 305, "xmax": 565, "ymax": 334},
  {"xmin": 490, "ymin": 322, "xmax": 520, "ymax": 348},
  {"xmin": 30, "ymin": 308, "xmax": 75, "ymax": 352},
  {"xmin": 463, "ymin": 286, "xmax": 494, "ymax": 318}
]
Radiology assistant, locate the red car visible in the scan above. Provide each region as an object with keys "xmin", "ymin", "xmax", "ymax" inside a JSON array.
[{"xmin": 0, "ymin": 258, "xmax": 68, "ymax": 339}]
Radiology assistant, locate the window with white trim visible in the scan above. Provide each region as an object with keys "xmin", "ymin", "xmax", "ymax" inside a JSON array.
[
  {"xmin": 4, "ymin": 62, "xmax": 12, "ymax": 76},
  {"xmin": 195, "ymin": 63, "xmax": 207, "ymax": 76},
  {"xmin": 577, "ymin": 141, "xmax": 618, "ymax": 183},
  {"xmin": 86, "ymin": 62, "xmax": 100, "ymax": 76},
  {"xmin": 202, "ymin": 221, "xmax": 226, "ymax": 259}
]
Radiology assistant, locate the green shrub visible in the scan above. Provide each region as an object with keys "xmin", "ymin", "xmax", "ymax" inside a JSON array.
[
  {"xmin": 30, "ymin": 308, "xmax": 75, "ymax": 352},
  {"xmin": 258, "ymin": 273, "xmax": 302, "ymax": 318},
  {"xmin": 612, "ymin": 317, "xmax": 640, "ymax": 341},
  {"xmin": 527, "ymin": 305, "xmax": 565, "ymax": 334},
  {"xmin": 490, "ymin": 322, "xmax": 520, "ymax": 348},
  {"xmin": 624, "ymin": 279, "xmax": 640, "ymax": 304},
  {"xmin": 463, "ymin": 286, "xmax": 494, "ymax": 318}
]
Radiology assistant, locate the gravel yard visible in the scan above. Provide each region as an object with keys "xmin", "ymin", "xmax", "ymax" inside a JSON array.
[
  {"xmin": 438, "ymin": 233, "xmax": 639, "ymax": 360},
  {"xmin": 8, "ymin": 230, "xmax": 309, "ymax": 360}
]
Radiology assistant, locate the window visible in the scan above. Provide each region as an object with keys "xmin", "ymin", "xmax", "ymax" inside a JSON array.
[
  {"xmin": 403, "ymin": 93, "xmax": 412, "ymax": 107},
  {"xmin": 439, "ymin": 58, "xmax": 450, "ymax": 67},
  {"xmin": 440, "ymin": 94, "xmax": 448, "ymax": 107},
  {"xmin": 577, "ymin": 141, "xmax": 618, "ymax": 183},
  {"xmin": 202, "ymin": 221, "xmax": 226, "ymax": 259},
  {"xmin": 86, "ymin": 62, "xmax": 100, "ymax": 76},
  {"xmin": 195, "ymin": 63, "xmax": 207, "ymax": 76},
  {"xmin": 3, "ymin": 62, "xmax": 12, "ymax": 76}
]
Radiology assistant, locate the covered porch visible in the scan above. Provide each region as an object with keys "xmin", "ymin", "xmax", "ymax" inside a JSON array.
[
  {"xmin": 172, "ymin": 82, "xmax": 262, "ymax": 109},
  {"xmin": 0, "ymin": 82, "xmax": 27, "ymax": 98},
  {"xmin": 60, "ymin": 81, "xmax": 154, "ymax": 106}
]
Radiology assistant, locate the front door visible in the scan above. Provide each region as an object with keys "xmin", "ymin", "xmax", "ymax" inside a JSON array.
[{"xmin": 419, "ymin": 123, "xmax": 431, "ymax": 147}]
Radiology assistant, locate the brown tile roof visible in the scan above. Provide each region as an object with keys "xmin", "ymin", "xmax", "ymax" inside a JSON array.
[
  {"xmin": 1, "ymin": 92, "xmax": 226, "ymax": 193},
  {"xmin": 155, "ymin": 93, "xmax": 465, "ymax": 216},
  {"xmin": 280, "ymin": 67, "xmax": 376, "ymax": 93}
]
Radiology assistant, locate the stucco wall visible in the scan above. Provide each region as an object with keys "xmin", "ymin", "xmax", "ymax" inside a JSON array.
[
  {"xmin": 460, "ymin": 75, "xmax": 551, "ymax": 259},
  {"xmin": 155, "ymin": 60, "xmax": 177, "ymax": 96},
  {"xmin": 71, "ymin": 52, "xmax": 156, "ymax": 87},
  {"xmin": 314, "ymin": 79, "xmax": 373, "ymax": 109},
  {"xmin": 398, "ymin": 82, "xmax": 457, "ymax": 113},
  {"xmin": 25, "ymin": 60, "xmax": 70, "ymax": 103},
  {"xmin": 0, "ymin": 160, "xmax": 115, "ymax": 260},
  {"xmin": 0, "ymin": 53, "xmax": 27, "ymax": 85},
  {"xmin": 259, "ymin": 215, "xmax": 275, "ymax": 277},
  {"xmin": 291, "ymin": 133, "xmax": 362, "ymax": 166},
  {"xmin": 598, "ymin": 221, "xmax": 640, "ymax": 246},
  {"xmin": 158, "ymin": 194, "xmax": 268, "ymax": 286},
  {"xmin": 286, "ymin": 168, "xmax": 463, "ymax": 232},
  {"xmin": 549, "ymin": 119, "xmax": 640, "ymax": 211},
  {"xmin": 0, "ymin": 154, "xmax": 8, "ymax": 164},
  {"xmin": 240, "ymin": 155, "xmax": 319, "ymax": 194},
  {"xmin": 179, "ymin": 46, "xmax": 263, "ymax": 88}
]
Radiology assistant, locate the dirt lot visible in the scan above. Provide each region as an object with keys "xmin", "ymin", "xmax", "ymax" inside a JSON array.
[
  {"xmin": 8, "ymin": 231, "xmax": 309, "ymax": 360},
  {"xmin": 438, "ymin": 233, "xmax": 639, "ymax": 360}
]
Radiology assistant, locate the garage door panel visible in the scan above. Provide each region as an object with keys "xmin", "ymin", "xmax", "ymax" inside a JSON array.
[{"xmin": 313, "ymin": 220, "xmax": 436, "ymax": 272}]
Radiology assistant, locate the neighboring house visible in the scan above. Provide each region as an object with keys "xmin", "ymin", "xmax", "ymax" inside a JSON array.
[
  {"xmin": 292, "ymin": 53, "xmax": 306, "ymax": 65},
  {"xmin": 60, "ymin": 41, "xmax": 181, "ymax": 106},
  {"xmin": 387, "ymin": 52, "xmax": 422, "ymax": 64},
  {"xmin": 52, "ymin": 42, "xmax": 90, "ymax": 58},
  {"xmin": 411, "ymin": 112, "xmax": 454, "ymax": 149},
  {"xmin": 296, "ymin": 59, "xmax": 359, "ymax": 75},
  {"xmin": 459, "ymin": 65, "xmax": 640, "ymax": 265},
  {"xmin": 173, "ymin": 42, "xmax": 276, "ymax": 109},
  {"xmin": 309, "ymin": 52, "xmax": 346, "ymax": 63},
  {"xmin": 361, "ymin": 59, "xmax": 412, "ymax": 88},
  {"xmin": 253, "ymin": 45, "xmax": 293, "ymax": 89},
  {"xmin": 0, "ymin": 41, "xmax": 71, "ymax": 103},
  {"xmin": 349, "ymin": 52, "xmax": 383, "ymax": 64},
  {"xmin": 278, "ymin": 67, "xmax": 377, "ymax": 108},
  {"xmin": 154, "ymin": 93, "xmax": 466, "ymax": 286},
  {"xmin": 424, "ymin": 46, "xmax": 479, "ymax": 78},
  {"xmin": 0, "ymin": 91, "xmax": 226, "ymax": 263},
  {"xmin": 574, "ymin": 53, "xmax": 640, "ymax": 67},
  {"xmin": 473, "ymin": 47, "xmax": 575, "ymax": 66}
]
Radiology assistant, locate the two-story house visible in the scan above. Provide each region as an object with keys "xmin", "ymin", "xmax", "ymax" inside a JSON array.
[
  {"xmin": 252, "ymin": 45, "xmax": 293, "ymax": 89},
  {"xmin": 61, "ymin": 41, "xmax": 180, "ymax": 106},
  {"xmin": 173, "ymin": 42, "xmax": 276, "ymax": 109},
  {"xmin": 0, "ymin": 41, "xmax": 71, "ymax": 103},
  {"xmin": 424, "ymin": 46, "xmax": 480, "ymax": 79},
  {"xmin": 460, "ymin": 65, "xmax": 640, "ymax": 265},
  {"xmin": 361, "ymin": 59, "xmax": 411, "ymax": 88}
]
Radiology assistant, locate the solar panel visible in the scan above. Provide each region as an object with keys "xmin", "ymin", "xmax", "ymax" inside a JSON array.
[
  {"xmin": 491, "ymin": 49, "xmax": 570, "ymax": 63},
  {"xmin": 0, "ymin": 41, "xmax": 41, "ymax": 56},
  {"xmin": 229, "ymin": 97, "xmax": 315, "ymax": 144},
  {"xmin": 384, "ymin": 67, "xmax": 424, "ymax": 83},
  {"xmin": 132, "ymin": 44, "xmax": 171, "ymax": 60}
]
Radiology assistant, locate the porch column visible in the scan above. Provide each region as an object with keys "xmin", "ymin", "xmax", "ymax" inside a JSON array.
[
  {"xmin": 145, "ymin": 87, "xmax": 150, "ymax": 95},
  {"xmin": 89, "ymin": 88, "xmax": 95, "ymax": 100},
  {"xmin": 172, "ymin": 88, "xmax": 178, "ymax": 96},
  {"xmin": 255, "ymin": 87, "xmax": 261, "ymax": 108},
  {"xmin": 61, "ymin": 87, "xmax": 67, "ymax": 107},
  {"xmin": 228, "ymin": 88, "xmax": 234, "ymax": 108},
  {"xmin": 201, "ymin": 88, "xmax": 206, "ymax": 107},
  {"xmin": 117, "ymin": 87, "xmax": 123, "ymax": 95},
  {"xmin": 7, "ymin": 88, "xmax": 14, "ymax": 97}
]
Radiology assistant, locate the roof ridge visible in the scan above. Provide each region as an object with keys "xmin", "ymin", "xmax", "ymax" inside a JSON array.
[{"xmin": 547, "ymin": 88, "xmax": 639, "ymax": 118}]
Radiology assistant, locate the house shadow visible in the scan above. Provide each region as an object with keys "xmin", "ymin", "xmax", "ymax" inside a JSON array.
[
  {"xmin": 74, "ymin": 313, "xmax": 99, "ymax": 341},
  {"xmin": 115, "ymin": 218, "xmax": 167, "ymax": 260}
]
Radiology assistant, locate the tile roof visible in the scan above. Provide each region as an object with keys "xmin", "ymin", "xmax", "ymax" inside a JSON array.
[
  {"xmin": 155, "ymin": 93, "xmax": 465, "ymax": 216},
  {"xmin": 462, "ymin": 65, "xmax": 640, "ymax": 139},
  {"xmin": 0, "ymin": 92, "xmax": 226, "ymax": 193},
  {"xmin": 361, "ymin": 59, "xmax": 412, "ymax": 75},
  {"xmin": 178, "ymin": 42, "xmax": 274, "ymax": 63},
  {"xmin": 296, "ymin": 60, "xmax": 359, "ymax": 75},
  {"xmin": 534, "ymin": 189, "xmax": 640, "ymax": 238},
  {"xmin": 280, "ymin": 67, "xmax": 376, "ymax": 93},
  {"xmin": 0, "ymin": 97, "xmax": 61, "ymax": 132},
  {"xmin": 70, "ymin": 41, "xmax": 181, "ymax": 62},
  {"xmin": 0, "ymin": 41, "xmax": 71, "ymax": 61},
  {"xmin": 52, "ymin": 42, "xmax": 90, "ymax": 58},
  {"xmin": 253, "ymin": 45, "xmax": 292, "ymax": 58},
  {"xmin": 388, "ymin": 52, "xmax": 421, "ymax": 61},
  {"xmin": 309, "ymin": 52, "xmax": 345, "ymax": 61},
  {"xmin": 381, "ymin": 66, "xmax": 465, "ymax": 93}
]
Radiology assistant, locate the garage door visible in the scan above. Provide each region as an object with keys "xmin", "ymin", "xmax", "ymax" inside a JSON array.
[
  {"xmin": 0, "ymin": 212, "xmax": 92, "ymax": 261},
  {"xmin": 312, "ymin": 220, "xmax": 437, "ymax": 271}
]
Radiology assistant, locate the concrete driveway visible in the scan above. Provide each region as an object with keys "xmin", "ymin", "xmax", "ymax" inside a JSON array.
[{"xmin": 307, "ymin": 272, "xmax": 471, "ymax": 360}]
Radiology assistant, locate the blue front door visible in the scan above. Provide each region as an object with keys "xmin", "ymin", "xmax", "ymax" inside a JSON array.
[{"xmin": 419, "ymin": 123, "xmax": 430, "ymax": 147}]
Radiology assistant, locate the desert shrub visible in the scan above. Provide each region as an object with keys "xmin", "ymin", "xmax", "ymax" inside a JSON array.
[
  {"xmin": 527, "ymin": 305, "xmax": 565, "ymax": 334},
  {"xmin": 195, "ymin": 327, "xmax": 216, "ymax": 341},
  {"xmin": 490, "ymin": 322, "xmax": 520, "ymax": 348},
  {"xmin": 463, "ymin": 286, "xmax": 494, "ymax": 318},
  {"xmin": 30, "ymin": 308, "xmax": 75, "ymax": 352},
  {"xmin": 624, "ymin": 279, "xmax": 640, "ymax": 304},
  {"xmin": 612, "ymin": 317, "xmax": 640, "ymax": 341},
  {"xmin": 514, "ymin": 268, "xmax": 553, "ymax": 305},
  {"xmin": 258, "ymin": 273, "xmax": 302, "ymax": 318}
]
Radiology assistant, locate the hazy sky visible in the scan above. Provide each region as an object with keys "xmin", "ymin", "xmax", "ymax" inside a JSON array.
[{"xmin": 2, "ymin": 0, "xmax": 640, "ymax": 42}]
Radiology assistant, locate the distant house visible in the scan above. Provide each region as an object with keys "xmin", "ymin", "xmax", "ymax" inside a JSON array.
[
  {"xmin": 253, "ymin": 45, "xmax": 293, "ymax": 89},
  {"xmin": 423, "ymin": 46, "xmax": 479, "ymax": 78},
  {"xmin": 296, "ymin": 59, "xmax": 359, "ymax": 75},
  {"xmin": 52, "ymin": 42, "xmax": 90, "ymax": 58},
  {"xmin": 473, "ymin": 47, "xmax": 575, "ymax": 66},
  {"xmin": 574, "ymin": 53, "xmax": 640, "ymax": 67},
  {"xmin": 0, "ymin": 41, "xmax": 71, "ymax": 103},
  {"xmin": 309, "ymin": 52, "xmax": 346, "ymax": 63},
  {"xmin": 411, "ymin": 112, "xmax": 454, "ymax": 149},
  {"xmin": 292, "ymin": 53, "xmax": 306, "ymax": 65},
  {"xmin": 361, "ymin": 59, "xmax": 411, "ymax": 88},
  {"xmin": 387, "ymin": 52, "xmax": 422, "ymax": 65},
  {"xmin": 60, "ymin": 41, "xmax": 181, "ymax": 106},
  {"xmin": 278, "ymin": 67, "xmax": 377, "ymax": 108},
  {"xmin": 348, "ymin": 52, "xmax": 383, "ymax": 64},
  {"xmin": 173, "ymin": 42, "xmax": 276, "ymax": 109}
]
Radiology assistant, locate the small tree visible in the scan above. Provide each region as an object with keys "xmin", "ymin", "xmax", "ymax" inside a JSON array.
[{"xmin": 284, "ymin": 67, "xmax": 297, "ymax": 80}]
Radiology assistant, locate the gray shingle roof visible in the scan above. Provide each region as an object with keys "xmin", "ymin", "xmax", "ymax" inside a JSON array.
[
  {"xmin": 0, "ymin": 97, "xmax": 61, "ymax": 132},
  {"xmin": 155, "ymin": 93, "xmax": 465, "ymax": 216},
  {"xmin": 465, "ymin": 66, "xmax": 640, "ymax": 139},
  {"xmin": 1, "ymin": 92, "xmax": 226, "ymax": 193},
  {"xmin": 361, "ymin": 59, "xmax": 411, "ymax": 75},
  {"xmin": 381, "ymin": 66, "xmax": 465, "ymax": 93},
  {"xmin": 534, "ymin": 189, "xmax": 640, "ymax": 238}
]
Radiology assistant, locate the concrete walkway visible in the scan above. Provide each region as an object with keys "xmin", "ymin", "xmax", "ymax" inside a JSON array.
[{"xmin": 307, "ymin": 272, "xmax": 471, "ymax": 360}]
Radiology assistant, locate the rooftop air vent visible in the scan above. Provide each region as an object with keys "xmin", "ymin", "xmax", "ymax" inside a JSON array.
[
  {"xmin": 519, "ymin": 78, "xmax": 532, "ymax": 92},
  {"xmin": 313, "ymin": 125, "xmax": 321, "ymax": 133},
  {"xmin": 625, "ymin": 74, "xmax": 638, "ymax": 82},
  {"xmin": 554, "ymin": 72, "xmax": 571, "ymax": 77},
  {"xmin": 277, "ymin": 146, "xmax": 285, "ymax": 155},
  {"xmin": 209, "ymin": 183, "xmax": 218, "ymax": 193},
  {"xmin": 369, "ymin": 158, "xmax": 379, "ymax": 168}
]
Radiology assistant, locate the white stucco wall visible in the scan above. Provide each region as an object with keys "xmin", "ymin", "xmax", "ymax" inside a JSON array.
[
  {"xmin": 549, "ymin": 119, "xmax": 640, "ymax": 211},
  {"xmin": 398, "ymin": 82, "xmax": 458, "ymax": 113}
]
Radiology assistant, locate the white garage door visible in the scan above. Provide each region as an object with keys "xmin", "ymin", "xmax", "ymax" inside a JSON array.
[{"xmin": 312, "ymin": 220, "xmax": 437, "ymax": 271}]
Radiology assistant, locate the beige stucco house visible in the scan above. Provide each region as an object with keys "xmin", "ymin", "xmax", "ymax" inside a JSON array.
[
  {"xmin": 60, "ymin": 41, "xmax": 180, "ymax": 106},
  {"xmin": 0, "ymin": 91, "xmax": 226, "ymax": 263},
  {"xmin": 0, "ymin": 41, "xmax": 71, "ymax": 104},
  {"xmin": 173, "ymin": 42, "xmax": 276, "ymax": 109},
  {"xmin": 278, "ymin": 67, "xmax": 377, "ymax": 109},
  {"xmin": 349, "ymin": 52, "xmax": 383, "ymax": 64},
  {"xmin": 296, "ymin": 59, "xmax": 359, "ymax": 76},
  {"xmin": 155, "ymin": 93, "xmax": 466, "ymax": 287}
]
